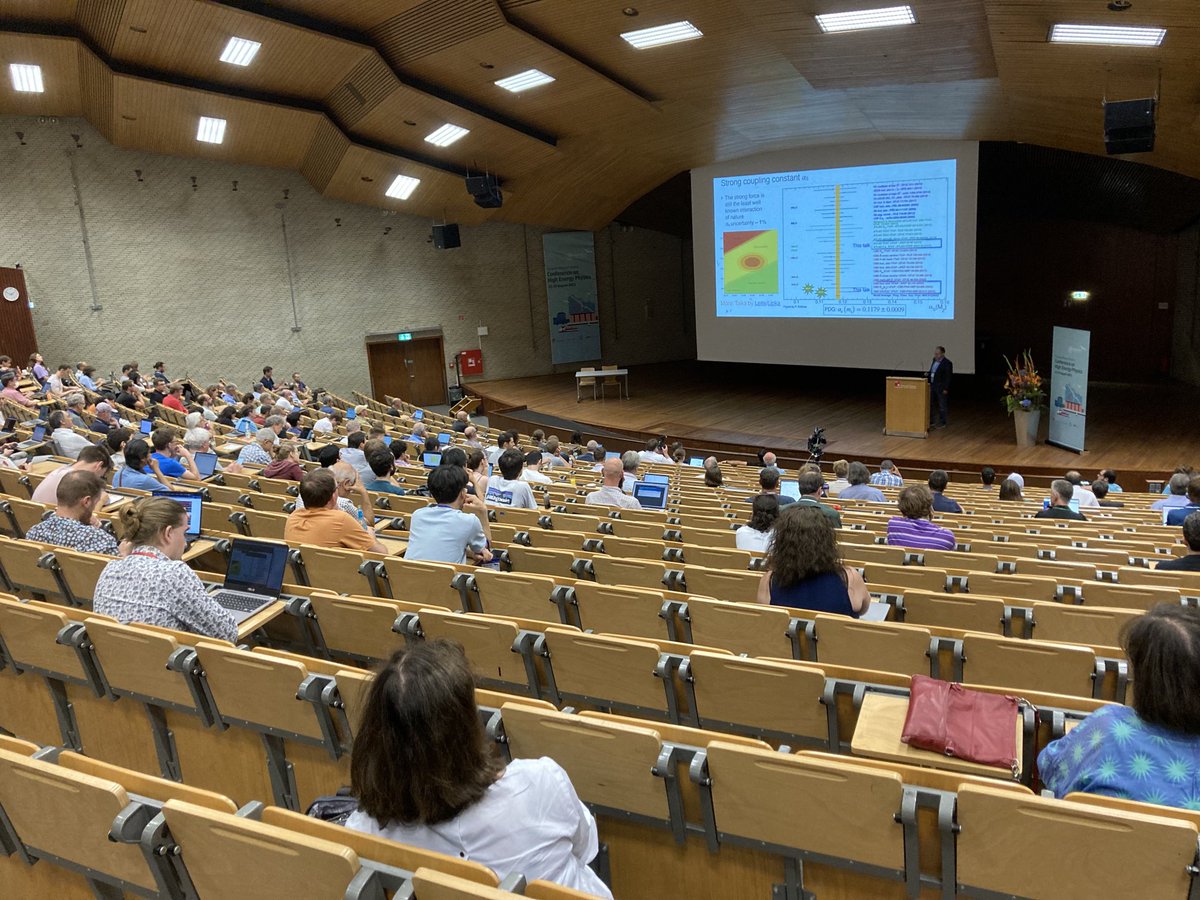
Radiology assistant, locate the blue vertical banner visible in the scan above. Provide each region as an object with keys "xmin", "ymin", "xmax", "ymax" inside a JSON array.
[
  {"xmin": 1048, "ymin": 326, "xmax": 1091, "ymax": 453},
  {"xmin": 543, "ymin": 231, "xmax": 601, "ymax": 365}
]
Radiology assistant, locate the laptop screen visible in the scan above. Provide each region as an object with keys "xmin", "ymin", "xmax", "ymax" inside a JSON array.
[
  {"xmin": 780, "ymin": 480, "xmax": 800, "ymax": 498},
  {"xmin": 438, "ymin": 432, "xmax": 453, "ymax": 445},
  {"xmin": 688, "ymin": 457, "xmax": 705, "ymax": 467},
  {"xmin": 30, "ymin": 423, "xmax": 46, "ymax": 442},
  {"xmin": 632, "ymin": 481, "xmax": 668, "ymax": 510},
  {"xmin": 2, "ymin": 417, "xmax": 15, "ymax": 432},
  {"xmin": 413, "ymin": 410, "xmax": 424, "ymax": 420},
  {"xmin": 193, "ymin": 451, "xmax": 218, "ymax": 478},
  {"xmin": 422, "ymin": 452, "xmax": 442, "ymax": 468},
  {"xmin": 382, "ymin": 435, "xmax": 393, "ymax": 446},
  {"xmin": 224, "ymin": 539, "xmax": 289, "ymax": 596},
  {"xmin": 642, "ymin": 473, "xmax": 670, "ymax": 486},
  {"xmin": 139, "ymin": 419, "xmax": 154, "ymax": 435},
  {"xmin": 161, "ymin": 491, "xmax": 203, "ymax": 537},
  {"xmin": 605, "ymin": 451, "xmax": 620, "ymax": 460}
]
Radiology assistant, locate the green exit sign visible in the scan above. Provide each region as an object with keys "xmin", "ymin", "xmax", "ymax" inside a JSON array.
[{"xmin": 397, "ymin": 332, "xmax": 412, "ymax": 341}]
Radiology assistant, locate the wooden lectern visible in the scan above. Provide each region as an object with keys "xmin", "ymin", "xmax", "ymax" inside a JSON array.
[{"xmin": 884, "ymin": 377, "xmax": 929, "ymax": 438}]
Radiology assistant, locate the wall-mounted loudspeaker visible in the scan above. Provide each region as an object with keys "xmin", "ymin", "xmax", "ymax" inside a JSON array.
[
  {"xmin": 1103, "ymin": 98, "xmax": 1156, "ymax": 155},
  {"xmin": 432, "ymin": 224, "xmax": 461, "ymax": 249},
  {"xmin": 466, "ymin": 174, "xmax": 503, "ymax": 209}
]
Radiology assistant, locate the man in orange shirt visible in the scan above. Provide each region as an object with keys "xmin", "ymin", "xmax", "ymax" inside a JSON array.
[{"xmin": 285, "ymin": 469, "xmax": 387, "ymax": 553}]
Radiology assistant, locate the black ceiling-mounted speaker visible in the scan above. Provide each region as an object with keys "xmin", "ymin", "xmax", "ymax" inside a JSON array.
[
  {"xmin": 1103, "ymin": 98, "xmax": 1156, "ymax": 155},
  {"xmin": 466, "ymin": 173, "xmax": 503, "ymax": 209},
  {"xmin": 432, "ymin": 223, "xmax": 461, "ymax": 249}
]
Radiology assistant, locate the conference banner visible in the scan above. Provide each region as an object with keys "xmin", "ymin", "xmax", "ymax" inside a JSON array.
[
  {"xmin": 543, "ymin": 231, "xmax": 601, "ymax": 364},
  {"xmin": 1048, "ymin": 326, "xmax": 1091, "ymax": 453}
]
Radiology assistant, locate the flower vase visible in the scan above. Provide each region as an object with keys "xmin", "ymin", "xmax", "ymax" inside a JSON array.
[{"xmin": 1013, "ymin": 408, "xmax": 1040, "ymax": 447}]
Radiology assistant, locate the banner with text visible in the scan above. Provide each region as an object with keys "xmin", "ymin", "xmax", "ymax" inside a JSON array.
[
  {"xmin": 543, "ymin": 231, "xmax": 601, "ymax": 365},
  {"xmin": 1048, "ymin": 326, "xmax": 1091, "ymax": 453}
]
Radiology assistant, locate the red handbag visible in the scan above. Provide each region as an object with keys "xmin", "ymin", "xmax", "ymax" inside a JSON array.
[{"xmin": 900, "ymin": 676, "xmax": 1019, "ymax": 773}]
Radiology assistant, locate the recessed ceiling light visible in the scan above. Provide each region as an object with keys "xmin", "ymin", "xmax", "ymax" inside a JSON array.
[
  {"xmin": 424, "ymin": 123, "xmax": 469, "ymax": 147},
  {"xmin": 815, "ymin": 6, "xmax": 916, "ymax": 34},
  {"xmin": 1049, "ymin": 23, "xmax": 1165, "ymax": 46},
  {"xmin": 9, "ymin": 64, "xmax": 44, "ymax": 93},
  {"xmin": 197, "ymin": 116, "xmax": 227, "ymax": 144},
  {"xmin": 386, "ymin": 174, "xmax": 420, "ymax": 200},
  {"xmin": 219, "ymin": 37, "xmax": 262, "ymax": 66},
  {"xmin": 620, "ymin": 20, "xmax": 703, "ymax": 49},
  {"xmin": 495, "ymin": 69, "xmax": 556, "ymax": 93}
]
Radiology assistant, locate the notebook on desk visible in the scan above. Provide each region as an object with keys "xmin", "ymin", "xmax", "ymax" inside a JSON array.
[{"xmin": 208, "ymin": 538, "xmax": 289, "ymax": 624}]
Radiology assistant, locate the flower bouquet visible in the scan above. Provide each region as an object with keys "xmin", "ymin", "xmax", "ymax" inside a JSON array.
[{"xmin": 1002, "ymin": 351, "xmax": 1046, "ymax": 416}]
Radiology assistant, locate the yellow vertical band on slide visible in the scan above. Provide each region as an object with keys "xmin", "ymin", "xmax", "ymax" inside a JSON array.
[{"xmin": 834, "ymin": 184, "xmax": 841, "ymax": 300}]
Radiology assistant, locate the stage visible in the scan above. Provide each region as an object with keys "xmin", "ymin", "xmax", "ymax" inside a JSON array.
[{"xmin": 469, "ymin": 361, "xmax": 1196, "ymax": 483}]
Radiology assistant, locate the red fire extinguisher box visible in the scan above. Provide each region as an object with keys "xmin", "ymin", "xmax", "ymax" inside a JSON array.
[{"xmin": 459, "ymin": 349, "xmax": 483, "ymax": 376}]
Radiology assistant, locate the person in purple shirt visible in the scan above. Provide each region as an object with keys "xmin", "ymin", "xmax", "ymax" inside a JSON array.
[{"xmin": 886, "ymin": 485, "xmax": 956, "ymax": 551}]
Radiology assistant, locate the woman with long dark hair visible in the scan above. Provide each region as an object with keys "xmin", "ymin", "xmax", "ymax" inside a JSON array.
[
  {"xmin": 756, "ymin": 505, "xmax": 870, "ymax": 616},
  {"xmin": 346, "ymin": 641, "xmax": 612, "ymax": 896}
]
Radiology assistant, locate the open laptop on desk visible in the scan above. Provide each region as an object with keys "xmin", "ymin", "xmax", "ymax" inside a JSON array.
[
  {"xmin": 192, "ymin": 450, "xmax": 218, "ymax": 478},
  {"xmin": 17, "ymin": 423, "xmax": 47, "ymax": 450},
  {"xmin": 161, "ymin": 491, "xmax": 204, "ymax": 544},
  {"xmin": 632, "ymin": 480, "xmax": 668, "ymax": 510},
  {"xmin": 208, "ymin": 538, "xmax": 290, "ymax": 624},
  {"xmin": 642, "ymin": 473, "xmax": 670, "ymax": 486}
]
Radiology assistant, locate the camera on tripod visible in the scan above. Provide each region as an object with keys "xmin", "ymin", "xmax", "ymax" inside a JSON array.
[{"xmin": 806, "ymin": 427, "xmax": 827, "ymax": 461}]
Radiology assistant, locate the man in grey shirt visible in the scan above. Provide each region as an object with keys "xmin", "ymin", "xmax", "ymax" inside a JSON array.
[{"xmin": 405, "ymin": 465, "xmax": 492, "ymax": 565}]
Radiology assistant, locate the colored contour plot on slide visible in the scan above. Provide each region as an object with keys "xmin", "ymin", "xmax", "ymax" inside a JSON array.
[{"xmin": 723, "ymin": 230, "xmax": 779, "ymax": 294}]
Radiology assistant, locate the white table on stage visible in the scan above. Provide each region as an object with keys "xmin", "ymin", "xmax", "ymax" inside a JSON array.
[{"xmin": 576, "ymin": 368, "xmax": 629, "ymax": 401}]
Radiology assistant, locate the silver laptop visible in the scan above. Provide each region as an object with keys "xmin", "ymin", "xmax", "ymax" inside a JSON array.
[
  {"xmin": 17, "ymin": 423, "xmax": 47, "ymax": 450},
  {"xmin": 209, "ymin": 538, "xmax": 289, "ymax": 624}
]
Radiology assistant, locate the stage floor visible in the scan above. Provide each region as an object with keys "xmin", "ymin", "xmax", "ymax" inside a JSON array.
[{"xmin": 469, "ymin": 362, "xmax": 1197, "ymax": 479}]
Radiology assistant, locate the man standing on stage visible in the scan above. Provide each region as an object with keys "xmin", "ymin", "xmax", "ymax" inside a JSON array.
[{"xmin": 929, "ymin": 346, "xmax": 952, "ymax": 429}]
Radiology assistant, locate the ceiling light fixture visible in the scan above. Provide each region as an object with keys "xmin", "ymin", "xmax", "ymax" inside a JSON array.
[
  {"xmin": 219, "ymin": 37, "xmax": 261, "ymax": 66},
  {"xmin": 1049, "ymin": 23, "xmax": 1165, "ymax": 46},
  {"xmin": 424, "ymin": 123, "xmax": 469, "ymax": 147},
  {"xmin": 495, "ymin": 69, "xmax": 556, "ymax": 93},
  {"xmin": 9, "ymin": 64, "xmax": 44, "ymax": 93},
  {"xmin": 620, "ymin": 20, "xmax": 703, "ymax": 49},
  {"xmin": 386, "ymin": 174, "xmax": 421, "ymax": 200},
  {"xmin": 196, "ymin": 116, "xmax": 226, "ymax": 144},
  {"xmin": 815, "ymin": 6, "xmax": 916, "ymax": 34}
]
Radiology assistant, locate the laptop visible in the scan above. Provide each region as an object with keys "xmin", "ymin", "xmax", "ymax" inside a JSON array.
[
  {"xmin": 193, "ymin": 450, "xmax": 218, "ymax": 478},
  {"xmin": 438, "ymin": 432, "xmax": 453, "ymax": 446},
  {"xmin": 780, "ymin": 479, "xmax": 800, "ymax": 499},
  {"xmin": 382, "ymin": 435, "xmax": 393, "ymax": 446},
  {"xmin": 161, "ymin": 491, "xmax": 204, "ymax": 544},
  {"xmin": 208, "ymin": 538, "xmax": 290, "ymax": 624},
  {"xmin": 17, "ymin": 423, "xmax": 47, "ymax": 450},
  {"xmin": 632, "ymin": 481, "xmax": 668, "ymax": 510},
  {"xmin": 642, "ymin": 473, "xmax": 670, "ymax": 486},
  {"xmin": 139, "ymin": 419, "xmax": 154, "ymax": 435},
  {"xmin": 605, "ymin": 451, "xmax": 620, "ymax": 460},
  {"xmin": 422, "ymin": 452, "xmax": 442, "ymax": 467},
  {"xmin": 413, "ymin": 410, "xmax": 424, "ymax": 420},
  {"xmin": 688, "ymin": 457, "xmax": 705, "ymax": 467}
]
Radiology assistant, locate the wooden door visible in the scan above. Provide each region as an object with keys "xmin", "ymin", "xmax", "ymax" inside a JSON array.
[
  {"xmin": 367, "ymin": 336, "xmax": 447, "ymax": 406},
  {"xmin": 0, "ymin": 268, "xmax": 38, "ymax": 363}
]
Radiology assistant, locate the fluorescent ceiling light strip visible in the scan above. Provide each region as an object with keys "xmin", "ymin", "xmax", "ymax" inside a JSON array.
[
  {"xmin": 219, "ymin": 37, "xmax": 262, "ymax": 66},
  {"xmin": 386, "ymin": 174, "xmax": 420, "ymax": 200},
  {"xmin": 1049, "ymin": 24, "xmax": 1165, "ymax": 46},
  {"xmin": 424, "ymin": 123, "xmax": 469, "ymax": 147},
  {"xmin": 9, "ymin": 64, "xmax": 44, "ymax": 93},
  {"xmin": 197, "ymin": 116, "xmax": 226, "ymax": 144},
  {"xmin": 495, "ymin": 69, "xmax": 555, "ymax": 93},
  {"xmin": 620, "ymin": 20, "xmax": 703, "ymax": 49},
  {"xmin": 815, "ymin": 5, "xmax": 916, "ymax": 33}
]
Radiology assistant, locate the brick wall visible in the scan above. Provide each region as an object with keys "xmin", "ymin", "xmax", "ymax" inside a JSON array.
[{"xmin": 0, "ymin": 116, "xmax": 694, "ymax": 397}]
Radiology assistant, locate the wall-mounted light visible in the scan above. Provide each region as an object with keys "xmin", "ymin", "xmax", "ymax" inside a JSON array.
[{"xmin": 1069, "ymin": 290, "xmax": 1091, "ymax": 301}]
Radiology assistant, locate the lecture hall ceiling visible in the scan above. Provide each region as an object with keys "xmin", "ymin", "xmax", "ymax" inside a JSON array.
[{"xmin": 0, "ymin": 0, "xmax": 1196, "ymax": 230}]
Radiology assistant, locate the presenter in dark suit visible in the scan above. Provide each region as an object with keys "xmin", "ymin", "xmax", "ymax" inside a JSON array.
[{"xmin": 928, "ymin": 346, "xmax": 952, "ymax": 428}]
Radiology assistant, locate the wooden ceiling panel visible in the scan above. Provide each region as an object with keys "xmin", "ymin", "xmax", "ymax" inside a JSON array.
[
  {"xmin": 111, "ymin": 0, "xmax": 369, "ymax": 101},
  {"xmin": 322, "ymin": 143, "xmax": 492, "ymax": 226},
  {"xmin": 0, "ymin": 0, "xmax": 79, "ymax": 24},
  {"xmin": 0, "ymin": 33, "xmax": 83, "ymax": 115},
  {"xmin": 263, "ymin": 0, "xmax": 428, "ymax": 33},
  {"xmin": 111, "ymin": 76, "xmax": 320, "ymax": 169},
  {"xmin": 845, "ymin": 79, "xmax": 1008, "ymax": 139}
]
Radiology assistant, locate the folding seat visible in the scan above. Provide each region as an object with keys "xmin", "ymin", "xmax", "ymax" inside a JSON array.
[
  {"xmin": 467, "ymin": 568, "xmax": 566, "ymax": 622},
  {"xmin": 681, "ymin": 544, "xmax": 754, "ymax": 570},
  {"xmin": 0, "ymin": 748, "xmax": 237, "ymax": 900},
  {"xmin": 955, "ymin": 786, "xmax": 1200, "ymax": 900},
  {"xmin": 566, "ymin": 582, "xmax": 674, "ymax": 640},
  {"xmin": 524, "ymin": 527, "xmax": 588, "ymax": 551},
  {"xmin": 920, "ymin": 548, "xmax": 1008, "ymax": 574},
  {"xmin": 678, "ymin": 565, "xmax": 760, "ymax": 604},
  {"xmin": 898, "ymin": 591, "xmax": 1009, "ymax": 636},
  {"xmin": 506, "ymin": 545, "xmax": 579, "ymax": 579},
  {"xmin": 677, "ymin": 596, "xmax": 804, "ymax": 658},
  {"xmin": 607, "ymin": 518, "xmax": 670, "ymax": 541},
  {"xmin": 863, "ymin": 562, "xmax": 949, "ymax": 592},
  {"xmin": 0, "ymin": 497, "xmax": 53, "ymax": 538},
  {"xmin": 594, "ymin": 534, "xmax": 668, "ymax": 560},
  {"xmin": 1052, "ymin": 545, "xmax": 1131, "ymax": 568},
  {"xmin": 300, "ymin": 591, "xmax": 428, "ymax": 664},
  {"xmin": 841, "ymin": 544, "xmax": 908, "ymax": 566},
  {"xmin": 41, "ymin": 547, "xmax": 113, "ymax": 609},
  {"xmin": 403, "ymin": 608, "xmax": 547, "ymax": 698},
  {"xmin": 0, "ymin": 536, "xmax": 70, "ymax": 603},
  {"xmin": 545, "ymin": 511, "xmax": 605, "ymax": 535},
  {"xmin": 1012, "ymin": 557, "xmax": 1097, "ymax": 582},
  {"xmin": 1028, "ymin": 601, "xmax": 1140, "ymax": 648},
  {"xmin": 589, "ymin": 555, "xmax": 672, "ymax": 590},
  {"xmin": 230, "ymin": 507, "xmax": 289, "ymax": 540},
  {"xmin": 1116, "ymin": 566, "xmax": 1200, "ymax": 596},
  {"xmin": 377, "ymin": 557, "xmax": 461, "ymax": 607},
  {"xmin": 677, "ymin": 527, "xmax": 736, "ymax": 549},
  {"xmin": 959, "ymin": 633, "xmax": 1115, "ymax": 700},
  {"xmin": 257, "ymin": 475, "xmax": 297, "ymax": 497},
  {"xmin": 967, "ymin": 571, "xmax": 1059, "ymax": 603},
  {"xmin": 292, "ymin": 543, "xmax": 380, "ymax": 596},
  {"xmin": 812, "ymin": 614, "xmax": 934, "ymax": 677},
  {"xmin": 1083, "ymin": 581, "xmax": 1181, "ymax": 611},
  {"xmin": 0, "ymin": 465, "xmax": 32, "ymax": 499}
]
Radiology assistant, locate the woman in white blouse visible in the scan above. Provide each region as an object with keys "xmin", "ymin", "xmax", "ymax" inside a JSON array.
[
  {"xmin": 346, "ymin": 642, "xmax": 612, "ymax": 898},
  {"xmin": 736, "ymin": 494, "xmax": 779, "ymax": 553}
]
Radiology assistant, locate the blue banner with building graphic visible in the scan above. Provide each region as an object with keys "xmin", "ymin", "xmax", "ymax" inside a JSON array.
[
  {"xmin": 543, "ymin": 231, "xmax": 601, "ymax": 365},
  {"xmin": 1048, "ymin": 326, "xmax": 1091, "ymax": 452}
]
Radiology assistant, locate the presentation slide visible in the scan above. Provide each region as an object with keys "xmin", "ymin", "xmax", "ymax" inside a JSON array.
[
  {"xmin": 692, "ymin": 142, "xmax": 978, "ymax": 373},
  {"xmin": 715, "ymin": 159, "xmax": 956, "ymax": 320}
]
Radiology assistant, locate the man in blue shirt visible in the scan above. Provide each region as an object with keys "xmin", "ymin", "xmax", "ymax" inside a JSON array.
[
  {"xmin": 1165, "ymin": 478, "xmax": 1200, "ymax": 527},
  {"xmin": 363, "ymin": 445, "xmax": 407, "ymax": 496},
  {"xmin": 839, "ymin": 461, "xmax": 887, "ymax": 502},
  {"xmin": 869, "ymin": 459, "xmax": 903, "ymax": 488},
  {"xmin": 405, "ymin": 465, "xmax": 492, "ymax": 565},
  {"xmin": 150, "ymin": 428, "xmax": 200, "ymax": 481},
  {"xmin": 928, "ymin": 469, "xmax": 963, "ymax": 513}
]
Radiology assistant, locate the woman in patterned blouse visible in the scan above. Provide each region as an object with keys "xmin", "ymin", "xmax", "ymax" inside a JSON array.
[
  {"xmin": 93, "ymin": 497, "xmax": 237, "ymax": 642},
  {"xmin": 1039, "ymin": 605, "xmax": 1200, "ymax": 811}
]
